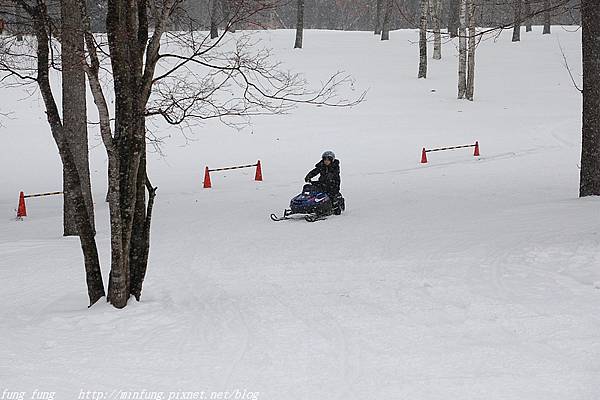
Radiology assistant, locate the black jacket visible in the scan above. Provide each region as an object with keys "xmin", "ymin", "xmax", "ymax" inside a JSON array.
[{"xmin": 305, "ymin": 159, "xmax": 341, "ymax": 195}]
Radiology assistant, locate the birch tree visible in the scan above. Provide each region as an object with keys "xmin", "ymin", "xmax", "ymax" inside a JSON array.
[
  {"xmin": 465, "ymin": 0, "xmax": 476, "ymax": 100},
  {"xmin": 431, "ymin": 0, "xmax": 441, "ymax": 60},
  {"xmin": 417, "ymin": 0, "xmax": 427, "ymax": 78},
  {"xmin": 457, "ymin": 0, "xmax": 467, "ymax": 98}
]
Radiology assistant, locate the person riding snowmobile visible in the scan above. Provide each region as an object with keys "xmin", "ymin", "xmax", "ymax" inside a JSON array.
[{"xmin": 305, "ymin": 151, "xmax": 343, "ymax": 214}]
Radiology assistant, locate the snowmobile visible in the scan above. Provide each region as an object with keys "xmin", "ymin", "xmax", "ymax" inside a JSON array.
[{"xmin": 270, "ymin": 181, "xmax": 345, "ymax": 222}]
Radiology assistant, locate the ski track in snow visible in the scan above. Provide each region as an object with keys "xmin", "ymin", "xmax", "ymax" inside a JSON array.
[{"xmin": 1, "ymin": 28, "xmax": 600, "ymax": 399}]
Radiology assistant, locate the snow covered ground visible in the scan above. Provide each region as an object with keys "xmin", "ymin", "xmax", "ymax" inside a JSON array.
[{"xmin": 1, "ymin": 28, "xmax": 599, "ymax": 400}]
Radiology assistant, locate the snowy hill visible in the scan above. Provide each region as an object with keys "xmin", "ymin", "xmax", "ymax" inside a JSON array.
[{"xmin": 1, "ymin": 28, "xmax": 599, "ymax": 399}]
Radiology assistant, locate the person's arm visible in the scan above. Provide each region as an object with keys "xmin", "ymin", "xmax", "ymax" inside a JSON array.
[{"xmin": 305, "ymin": 165, "xmax": 320, "ymax": 182}]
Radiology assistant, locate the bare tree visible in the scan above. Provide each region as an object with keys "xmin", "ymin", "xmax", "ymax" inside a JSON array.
[
  {"xmin": 580, "ymin": 0, "xmax": 600, "ymax": 196},
  {"xmin": 457, "ymin": 0, "xmax": 467, "ymax": 98},
  {"xmin": 447, "ymin": 0, "xmax": 459, "ymax": 37},
  {"xmin": 374, "ymin": 0, "xmax": 382, "ymax": 34},
  {"xmin": 210, "ymin": 0, "xmax": 219, "ymax": 39},
  {"xmin": 1, "ymin": 0, "xmax": 363, "ymax": 308},
  {"xmin": 512, "ymin": 0, "xmax": 522, "ymax": 42},
  {"xmin": 466, "ymin": 0, "xmax": 475, "ymax": 100},
  {"xmin": 380, "ymin": 0, "xmax": 392, "ymax": 40},
  {"xmin": 294, "ymin": 0, "xmax": 304, "ymax": 48},
  {"xmin": 543, "ymin": 0, "xmax": 551, "ymax": 34},
  {"xmin": 523, "ymin": 0, "xmax": 532, "ymax": 32},
  {"xmin": 417, "ymin": 0, "xmax": 427, "ymax": 77},
  {"xmin": 61, "ymin": 0, "xmax": 95, "ymax": 237},
  {"xmin": 431, "ymin": 0, "xmax": 441, "ymax": 60},
  {"xmin": 0, "ymin": 0, "xmax": 105, "ymax": 306}
]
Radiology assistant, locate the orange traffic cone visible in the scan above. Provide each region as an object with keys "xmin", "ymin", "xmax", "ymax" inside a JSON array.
[
  {"xmin": 255, "ymin": 160, "xmax": 263, "ymax": 181},
  {"xmin": 203, "ymin": 167, "xmax": 212, "ymax": 189},
  {"xmin": 17, "ymin": 191, "xmax": 26, "ymax": 218},
  {"xmin": 474, "ymin": 141, "xmax": 480, "ymax": 156},
  {"xmin": 420, "ymin": 148, "xmax": 428, "ymax": 164}
]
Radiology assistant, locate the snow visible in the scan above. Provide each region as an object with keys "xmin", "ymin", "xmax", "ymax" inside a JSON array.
[{"xmin": 1, "ymin": 27, "xmax": 599, "ymax": 399}]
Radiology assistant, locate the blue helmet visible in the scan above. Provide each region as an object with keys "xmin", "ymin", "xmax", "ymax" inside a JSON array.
[{"xmin": 322, "ymin": 151, "xmax": 335, "ymax": 161}]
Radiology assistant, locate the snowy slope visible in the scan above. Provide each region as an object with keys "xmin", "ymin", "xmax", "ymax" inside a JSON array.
[{"xmin": 1, "ymin": 28, "xmax": 599, "ymax": 400}]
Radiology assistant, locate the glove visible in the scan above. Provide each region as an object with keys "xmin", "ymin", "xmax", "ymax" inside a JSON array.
[{"xmin": 304, "ymin": 177, "xmax": 311, "ymax": 183}]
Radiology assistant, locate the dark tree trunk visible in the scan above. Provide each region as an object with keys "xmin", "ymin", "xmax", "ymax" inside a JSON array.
[
  {"xmin": 30, "ymin": 0, "xmax": 105, "ymax": 306},
  {"xmin": 294, "ymin": 0, "xmax": 304, "ymax": 48},
  {"xmin": 221, "ymin": 0, "xmax": 236, "ymax": 32},
  {"xmin": 512, "ymin": 0, "xmax": 522, "ymax": 42},
  {"xmin": 14, "ymin": 3, "xmax": 23, "ymax": 41},
  {"xmin": 61, "ymin": 0, "xmax": 95, "ymax": 237},
  {"xmin": 381, "ymin": 0, "xmax": 391, "ymax": 41},
  {"xmin": 543, "ymin": 0, "xmax": 551, "ymax": 34},
  {"xmin": 130, "ymin": 151, "xmax": 156, "ymax": 301},
  {"xmin": 104, "ymin": 0, "xmax": 157, "ymax": 308},
  {"xmin": 448, "ymin": 0, "xmax": 459, "ymax": 37},
  {"xmin": 374, "ymin": 0, "xmax": 383, "ymax": 34},
  {"xmin": 523, "ymin": 0, "xmax": 532, "ymax": 32},
  {"xmin": 210, "ymin": 0, "xmax": 219, "ymax": 39},
  {"xmin": 580, "ymin": 0, "xmax": 600, "ymax": 197}
]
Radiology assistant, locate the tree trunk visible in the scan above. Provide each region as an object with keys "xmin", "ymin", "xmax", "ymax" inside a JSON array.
[
  {"xmin": 448, "ymin": 0, "xmax": 459, "ymax": 37},
  {"xmin": 580, "ymin": 0, "xmax": 600, "ymax": 197},
  {"xmin": 294, "ymin": 0, "xmax": 304, "ymax": 48},
  {"xmin": 466, "ymin": 0, "xmax": 476, "ymax": 101},
  {"xmin": 102, "ymin": 0, "xmax": 166, "ymax": 308},
  {"xmin": 210, "ymin": 0, "xmax": 219, "ymax": 39},
  {"xmin": 381, "ymin": 0, "xmax": 391, "ymax": 41},
  {"xmin": 14, "ymin": 3, "xmax": 23, "ymax": 41},
  {"xmin": 30, "ymin": 1, "xmax": 105, "ymax": 306},
  {"xmin": 457, "ymin": 0, "xmax": 467, "ymax": 98},
  {"xmin": 523, "ymin": 0, "xmax": 532, "ymax": 32},
  {"xmin": 432, "ymin": 0, "xmax": 441, "ymax": 60},
  {"xmin": 61, "ymin": 0, "xmax": 95, "ymax": 237},
  {"xmin": 221, "ymin": 0, "xmax": 236, "ymax": 33},
  {"xmin": 418, "ymin": 0, "xmax": 427, "ymax": 78},
  {"xmin": 512, "ymin": 0, "xmax": 522, "ymax": 42},
  {"xmin": 543, "ymin": 0, "xmax": 551, "ymax": 34},
  {"xmin": 374, "ymin": 0, "xmax": 383, "ymax": 34}
]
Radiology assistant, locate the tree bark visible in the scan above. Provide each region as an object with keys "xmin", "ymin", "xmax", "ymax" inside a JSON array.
[
  {"xmin": 523, "ymin": 0, "xmax": 532, "ymax": 32},
  {"xmin": 457, "ymin": 0, "xmax": 467, "ymax": 98},
  {"xmin": 448, "ymin": 0, "xmax": 459, "ymax": 37},
  {"xmin": 101, "ymin": 0, "xmax": 172, "ymax": 308},
  {"xmin": 580, "ymin": 0, "xmax": 600, "ymax": 197},
  {"xmin": 543, "ymin": 0, "xmax": 551, "ymax": 34},
  {"xmin": 210, "ymin": 0, "xmax": 219, "ymax": 39},
  {"xmin": 14, "ymin": 3, "xmax": 23, "ymax": 41},
  {"xmin": 418, "ymin": 0, "xmax": 427, "ymax": 78},
  {"xmin": 512, "ymin": 0, "xmax": 522, "ymax": 42},
  {"xmin": 466, "ymin": 0, "xmax": 475, "ymax": 101},
  {"xmin": 29, "ymin": 0, "xmax": 105, "ymax": 306},
  {"xmin": 61, "ymin": 0, "xmax": 95, "ymax": 237},
  {"xmin": 431, "ymin": 0, "xmax": 441, "ymax": 60},
  {"xmin": 294, "ymin": 0, "xmax": 304, "ymax": 48},
  {"xmin": 374, "ymin": 0, "xmax": 383, "ymax": 35},
  {"xmin": 221, "ymin": 0, "xmax": 236, "ymax": 33},
  {"xmin": 381, "ymin": 0, "xmax": 391, "ymax": 40}
]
